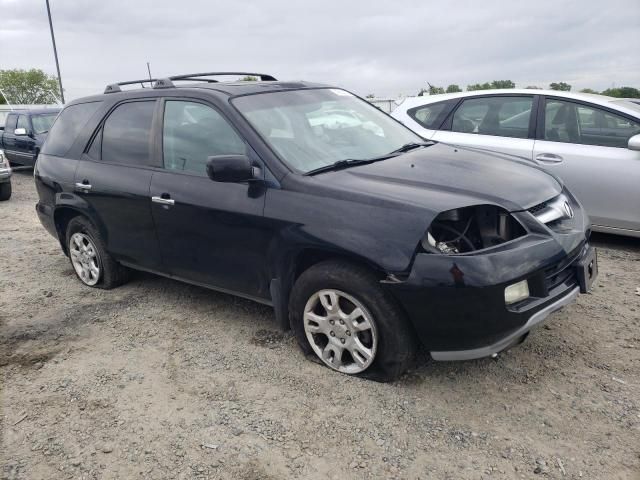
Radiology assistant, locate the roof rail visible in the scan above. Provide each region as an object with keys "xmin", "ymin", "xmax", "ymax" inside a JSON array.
[
  {"xmin": 152, "ymin": 72, "xmax": 277, "ymax": 89},
  {"xmin": 104, "ymin": 78, "xmax": 157, "ymax": 94},
  {"xmin": 104, "ymin": 72, "xmax": 277, "ymax": 94}
]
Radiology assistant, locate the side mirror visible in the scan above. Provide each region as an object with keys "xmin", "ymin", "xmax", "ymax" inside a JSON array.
[
  {"xmin": 14, "ymin": 128, "xmax": 27, "ymax": 136},
  {"xmin": 628, "ymin": 134, "xmax": 640, "ymax": 151},
  {"xmin": 206, "ymin": 155, "xmax": 260, "ymax": 183}
]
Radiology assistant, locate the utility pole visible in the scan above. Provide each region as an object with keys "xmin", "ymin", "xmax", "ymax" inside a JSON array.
[
  {"xmin": 147, "ymin": 62, "xmax": 153, "ymax": 82},
  {"xmin": 45, "ymin": 0, "xmax": 65, "ymax": 104}
]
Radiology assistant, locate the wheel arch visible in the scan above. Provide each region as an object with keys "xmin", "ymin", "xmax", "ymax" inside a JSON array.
[
  {"xmin": 53, "ymin": 205, "xmax": 107, "ymax": 256},
  {"xmin": 270, "ymin": 245, "xmax": 390, "ymax": 331}
]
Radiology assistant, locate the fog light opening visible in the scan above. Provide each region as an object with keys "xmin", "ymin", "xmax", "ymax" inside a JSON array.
[{"xmin": 505, "ymin": 280, "xmax": 530, "ymax": 305}]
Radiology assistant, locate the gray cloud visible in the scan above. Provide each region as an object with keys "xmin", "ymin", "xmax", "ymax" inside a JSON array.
[{"xmin": 1, "ymin": 0, "xmax": 638, "ymax": 101}]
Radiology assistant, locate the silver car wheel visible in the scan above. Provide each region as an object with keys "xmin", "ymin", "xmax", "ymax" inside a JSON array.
[
  {"xmin": 303, "ymin": 289, "xmax": 378, "ymax": 374},
  {"xmin": 69, "ymin": 232, "xmax": 101, "ymax": 286}
]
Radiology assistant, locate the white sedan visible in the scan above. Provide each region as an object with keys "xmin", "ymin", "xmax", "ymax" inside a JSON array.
[{"xmin": 392, "ymin": 90, "xmax": 640, "ymax": 238}]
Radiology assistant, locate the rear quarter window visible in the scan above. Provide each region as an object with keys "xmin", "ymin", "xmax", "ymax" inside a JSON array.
[
  {"xmin": 41, "ymin": 102, "xmax": 102, "ymax": 157},
  {"xmin": 407, "ymin": 101, "xmax": 452, "ymax": 130}
]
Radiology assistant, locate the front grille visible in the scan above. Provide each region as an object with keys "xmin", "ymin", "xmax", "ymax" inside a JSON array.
[{"xmin": 528, "ymin": 200, "xmax": 549, "ymax": 215}]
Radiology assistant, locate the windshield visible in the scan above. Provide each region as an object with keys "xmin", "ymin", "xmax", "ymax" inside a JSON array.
[
  {"xmin": 31, "ymin": 113, "xmax": 58, "ymax": 134},
  {"xmin": 233, "ymin": 88, "xmax": 423, "ymax": 173}
]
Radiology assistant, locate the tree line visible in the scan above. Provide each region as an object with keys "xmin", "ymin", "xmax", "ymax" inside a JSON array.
[
  {"xmin": 2, "ymin": 69, "xmax": 639, "ymax": 105},
  {"xmin": 413, "ymin": 80, "xmax": 640, "ymax": 98}
]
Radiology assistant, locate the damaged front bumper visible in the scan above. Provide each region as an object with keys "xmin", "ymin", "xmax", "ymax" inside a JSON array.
[{"xmin": 385, "ymin": 203, "xmax": 596, "ymax": 360}]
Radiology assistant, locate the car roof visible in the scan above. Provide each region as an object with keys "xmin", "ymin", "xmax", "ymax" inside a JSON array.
[
  {"xmin": 67, "ymin": 80, "xmax": 334, "ymax": 106},
  {"xmin": 398, "ymin": 89, "xmax": 640, "ymax": 117}
]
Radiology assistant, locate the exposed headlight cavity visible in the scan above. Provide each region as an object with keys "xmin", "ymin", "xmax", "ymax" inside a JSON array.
[{"xmin": 423, "ymin": 205, "xmax": 526, "ymax": 254}]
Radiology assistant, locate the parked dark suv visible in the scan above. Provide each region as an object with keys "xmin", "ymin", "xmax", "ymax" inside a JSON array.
[
  {"xmin": 1, "ymin": 108, "xmax": 61, "ymax": 166},
  {"xmin": 34, "ymin": 72, "xmax": 597, "ymax": 381}
]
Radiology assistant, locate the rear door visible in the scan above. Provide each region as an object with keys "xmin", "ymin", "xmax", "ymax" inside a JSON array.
[
  {"xmin": 150, "ymin": 98, "xmax": 270, "ymax": 298},
  {"xmin": 74, "ymin": 99, "xmax": 162, "ymax": 270},
  {"xmin": 533, "ymin": 97, "xmax": 640, "ymax": 231},
  {"xmin": 431, "ymin": 94, "xmax": 537, "ymax": 160}
]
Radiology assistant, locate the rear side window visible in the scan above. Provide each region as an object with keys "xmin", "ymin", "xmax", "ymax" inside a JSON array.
[
  {"xmin": 407, "ymin": 101, "xmax": 450, "ymax": 130},
  {"xmin": 452, "ymin": 96, "xmax": 533, "ymax": 138},
  {"xmin": 42, "ymin": 102, "xmax": 102, "ymax": 156},
  {"xmin": 102, "ymin": 101, "xmax": 156, "ymax": 166}
]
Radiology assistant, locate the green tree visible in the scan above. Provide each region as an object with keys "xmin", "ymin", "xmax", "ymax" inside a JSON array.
[
  {"xmin": 445, "ymin": 84, "xmax": 462, "ymax": 93},
  {"xmin": 600, "ymin": 86, "xmax": 640, "ymax": 98},
  {"xmin": 428, "ymin": 83, "xmax": 444, "ymax": 95},
  {"xmin": 549, "ymin": 82, "xmax": 571, "ymax": 91},
  {"xmin": 417, "ymin": 82, "xmax": 444, "ymax": 96},
  {"xmin": 365, "ymin": 93, "xmax": 375, "ymax": 99},
  {"xmin": 579, "ymin": 88, "xmax": 599, "ymax": 94},
  {"xmin": 240, "ymin": 75, "xmax": 258, "ymax": 81},
  {"xmin": 0, "ymin": 69, "xmax": 61, "ymax": 104},
  {"xmin": 467, "ymin": 82, "xmax": 492, "ymax": 91},
  {"xmin": 490, "ymin": 80, "xmax": 515, "ymax": 89}
]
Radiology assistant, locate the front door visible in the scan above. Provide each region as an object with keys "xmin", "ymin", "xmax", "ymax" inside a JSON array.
[
  {"xmin": 74, "ymin": 99, "xmax": 162, "ymax": 270},
  {"xmin": 533, "ymin": 97, "xmax": 640, "ymax": 231},
  {"xmin": 431, "ymin": 94, "xmax": 536, "ymax": 160},
  {"xmin": 150, "ymin": 99, "xmax": 270, "ymax": 299}
]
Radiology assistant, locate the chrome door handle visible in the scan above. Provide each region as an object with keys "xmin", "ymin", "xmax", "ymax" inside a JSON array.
[
  {"xmin": 151, "ymin": 196, "xmax": 175, "ymax": 206},
  {"xmin": 75, "ymin": 182, "xmax": 92, "ymax": 190},
  {"xmin": 536, "ymin": 153, "xmax": 563, "ymax": 163}
]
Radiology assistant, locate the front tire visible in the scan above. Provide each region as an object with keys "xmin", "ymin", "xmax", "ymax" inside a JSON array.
[
  {"xmin": 289, "ymin": 261, "xmax": 417, "ymax": 382},
  {"xmin": 0, "ymin": 182, "xmax": 11, "ymax": 201},
  {"xmin": 65, "ymin": 216, "xmax": 129, "ymax": 289}
]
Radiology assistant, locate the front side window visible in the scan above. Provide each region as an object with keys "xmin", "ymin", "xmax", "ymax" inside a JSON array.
[
  {"xmin": 233, "ymin": 88, "xmax": 422, "ymax": 173},
  {"xmin": 17, "ymin": 115, "xmax": 29, "ymax": 131},
  {"xmin": 41, "ymin": 101, "xmax": 102, "ymax": 157},
  {"xmin": 31, "ymin": 113, "xmax": 58, "ymax": 134},
  {"xmin": 162, "ymin": 101, "xmax": 245, "ymax": 176},
  {"xmin": 452, "ymin": 96, "xmax": 533, "ymax": 138},
  {"xmin": 408, "ymin": 101, "xmax": 450, "ymax": 130},
  {"xmin": 544, "ymin": 99, "xmax": 640, "ymax": 148},
  {"xmin": 102, "ymin": 101, "xmax": 155, "ymax": 166},
  {"xmin": 5, "ymin": 114, "xmax": 18, "ymax": 133}
]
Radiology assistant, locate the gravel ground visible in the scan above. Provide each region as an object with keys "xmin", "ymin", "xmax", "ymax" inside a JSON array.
[{"xmin": 1, "ymin": 171, "xmax": 639, "ymax": 480}]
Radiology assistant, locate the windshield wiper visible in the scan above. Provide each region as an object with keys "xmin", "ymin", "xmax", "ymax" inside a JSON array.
[
  {"xmin": 304, "ymin": 142, "xmax": 433, "ymax": 176},
  {"xmin": 305, "ymin": 156, "xmax": 392, "ymax": 176},
  {"xmin": 388, "ymin": 141, "xmax": 433, "ymax": 154}
]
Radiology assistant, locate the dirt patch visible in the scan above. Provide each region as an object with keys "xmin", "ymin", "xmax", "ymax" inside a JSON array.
[{"xmin": 1, "ymin": 171, "xmax": 639, "ymax": 479}]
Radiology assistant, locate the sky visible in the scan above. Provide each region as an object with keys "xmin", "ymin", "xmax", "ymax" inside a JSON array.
[{"xmin": 1, "ymin": 0, "xmax": 639, "ymax": 102}]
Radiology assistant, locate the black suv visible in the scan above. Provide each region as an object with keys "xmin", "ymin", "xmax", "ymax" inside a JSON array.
[{"xmin": 34, "ymin": 72, "xmax": 597, "ymax": 381}]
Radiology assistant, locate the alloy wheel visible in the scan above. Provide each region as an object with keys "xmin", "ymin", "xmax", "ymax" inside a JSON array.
[
  {"xmin": 303, "ymin": 289, "xmax": 378, "ymax": 374},
  {"xmin": 69, "ymin": 232, "xmax": 101, "ymax": 286}
]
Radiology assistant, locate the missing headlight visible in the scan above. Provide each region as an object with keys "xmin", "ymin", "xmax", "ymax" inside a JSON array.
[{"xmin": 423, "ymin": 205, "xmax": 526, "ymax": 254}]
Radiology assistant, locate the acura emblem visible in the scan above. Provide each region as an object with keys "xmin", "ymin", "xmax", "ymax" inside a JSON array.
[{"xmin": 563, "ymin": 201, "xmax": 574, "ymax": 219}]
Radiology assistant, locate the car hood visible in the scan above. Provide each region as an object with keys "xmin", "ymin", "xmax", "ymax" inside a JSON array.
[{"xmin": 318, "ymin": 142, "xmax": 562, "ymax": 212}]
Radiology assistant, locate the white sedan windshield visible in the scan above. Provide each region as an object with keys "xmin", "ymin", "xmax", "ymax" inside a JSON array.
[{"xmin": 233, "ymin": 88, "xmax": 423, "ymax": 173}]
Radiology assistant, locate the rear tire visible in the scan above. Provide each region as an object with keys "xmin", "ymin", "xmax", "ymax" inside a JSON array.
[
  {"xmin": 289, "ymin": 260, "xmax": 417, "ymax": 382},
  {"xmin": 65, "ymin": 216, "xmax": 129, "ymax": 289},
  {"xmin": 0, "ymin": 182, "xmax": 11, "ymax": 201}
]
